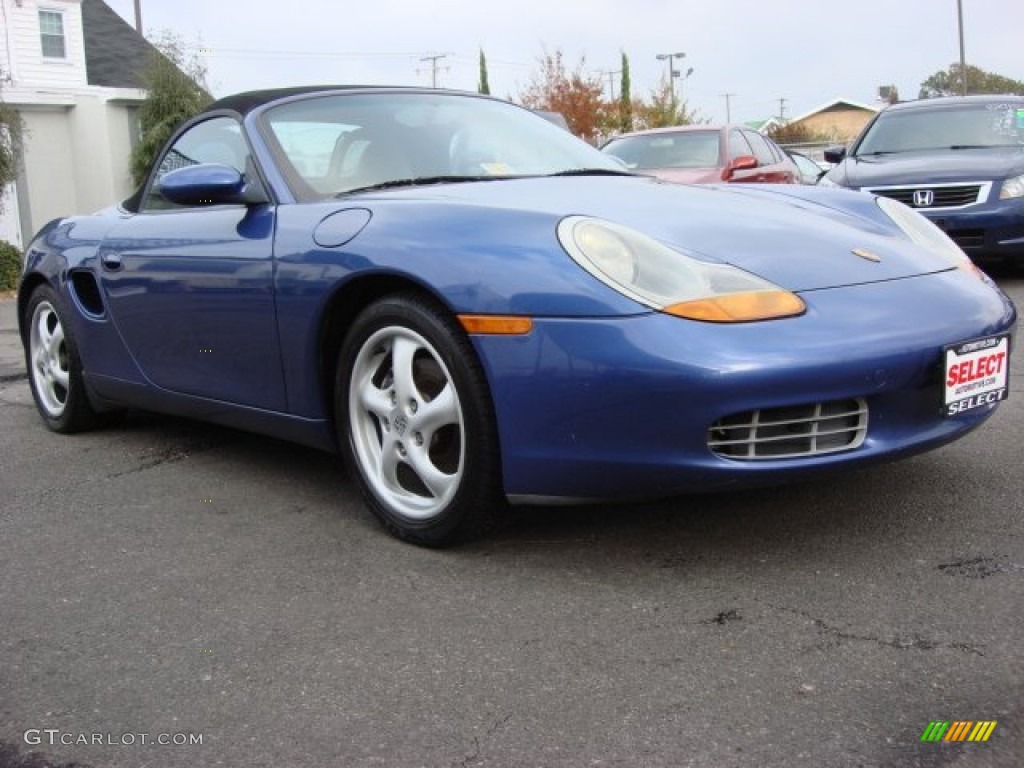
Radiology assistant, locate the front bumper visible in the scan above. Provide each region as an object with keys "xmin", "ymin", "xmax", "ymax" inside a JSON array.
[
  {"xmin": 470, "ymin": 269, "xmax": 1016, "ymax": 500},
  {"xmin": 921, "ymin": 197, "xmax": 1024, "ymax": 262}
]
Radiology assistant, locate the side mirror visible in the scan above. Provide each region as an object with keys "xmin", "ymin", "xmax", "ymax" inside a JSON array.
[
  {"xmin": 158, "ymin": 164, "xmax": 267, "ymax": 206},
  {"xmin": 721, "ymin": 154, "xmax": 758, "ymax": 180},
  {"xmin": 823, "ymin": 146, "xmax": 847, "ymax": 164}
]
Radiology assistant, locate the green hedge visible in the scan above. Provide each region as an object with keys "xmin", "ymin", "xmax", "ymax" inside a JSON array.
[{"xmin": 0, "ymin": 240, "xmax": 22, "ymax": 291}]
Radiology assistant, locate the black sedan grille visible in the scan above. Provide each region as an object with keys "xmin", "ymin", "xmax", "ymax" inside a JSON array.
[
  {"xmin": 867, "ymin": 184, "xmax": 984, "ymax": 209},
  {"xmin": 708, "ymin": 399, "xmax": 868, "ymax": 460}
]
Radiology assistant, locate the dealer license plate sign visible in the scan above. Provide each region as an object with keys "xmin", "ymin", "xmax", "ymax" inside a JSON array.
[{"xmin": 943, "ymin": 334, "xmax": 1010, "ymax": 416}]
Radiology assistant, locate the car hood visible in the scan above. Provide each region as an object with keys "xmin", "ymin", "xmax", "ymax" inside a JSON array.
[
  {"xmin": 361, "ymin": 176, "xmax": 954, "ymax": 292},
  {"xmin": 830, "ymin": 146, "xmax": 1024, "ymax": 189},
  {"xmin": 643, "ymin": 167, "xmax": 722, "ymax": 184}
]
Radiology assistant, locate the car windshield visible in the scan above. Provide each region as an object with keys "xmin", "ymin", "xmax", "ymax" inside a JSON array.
[
  {"xmin": 260, "ymin": 91, "xmax": 625, "ymax": 198},
  {"xmin": 602, "ymin": 132, "xmax": 721, "ymax": 170},
  {"xmin": 855, "ymin": 102, "xmax": 1024, "ymax": 155}
]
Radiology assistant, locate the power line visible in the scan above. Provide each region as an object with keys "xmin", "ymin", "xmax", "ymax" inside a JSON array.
[
  {"xmin": 193, "ymin": 47, "xmax": 425, "ymax": 60},
  {"xmin": 186, "ymin": 46, "xmax": 522, "ymax": 72}
]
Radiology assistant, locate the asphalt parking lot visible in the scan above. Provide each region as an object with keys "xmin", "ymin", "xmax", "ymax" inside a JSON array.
[{"xmin": 1, "ymin": 273, "xmax": 1022, "ymax": 768}]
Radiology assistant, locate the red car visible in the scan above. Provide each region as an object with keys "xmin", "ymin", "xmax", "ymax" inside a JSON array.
[{"xmin": 601, "ymin": 125, "xmax": 800, "ymax": 184}]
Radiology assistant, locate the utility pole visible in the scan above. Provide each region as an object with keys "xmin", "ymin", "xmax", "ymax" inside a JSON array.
[
  {"xmin": 777, "ymin": 97, "xmax": 787, "ymax": 120},
  {"xmin": 133, "ymin": 0, "xmax": 142, "ymax": 33},
  {"xmin": 722, "ymin": 93, "xmax": 735, "ymax": 123},
  {"xmin": 418, "ymin": 54, "xmax": 449, "ymax": 88},
  {"xmin": 957, "ymin": 0, "xmax": 967, "ymax": 95},
  {"xmin": 598, "ymin": 69, "xmax": 621, "ymax": 101}
]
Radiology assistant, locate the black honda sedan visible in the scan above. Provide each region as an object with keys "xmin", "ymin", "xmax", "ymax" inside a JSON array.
[{"xmin": 821, "ymin": 95, "xmax": 1024, "ymax": 266}]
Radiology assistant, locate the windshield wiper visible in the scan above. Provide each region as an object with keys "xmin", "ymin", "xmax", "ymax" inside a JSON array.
[
  {"xmin": 338, "ymin": 169, "xmax": 634, "ymax": 195},
  {"xmin": 948, "ymin": 143, "xmax": 1017, "ymax": 149},
  {"xmin": 338, "ymin": 175, "xmax": 503, "ymax": 196},
  {"xmin": 546, "ymin": 168, "xmax": 635, "ymax": 177},
  {"xmin": 858, "ymin": 144, "xmax": 1020, "ymax": 157}
]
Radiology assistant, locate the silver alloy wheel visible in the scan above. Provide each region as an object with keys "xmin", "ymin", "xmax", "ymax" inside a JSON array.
[
  {"xmin": 29, "ymin": 300, "xmax": 71, "ymax": 418},
  {"xmin": 348, "ymin": 325, "xmax": 466, "ymax": 520}
]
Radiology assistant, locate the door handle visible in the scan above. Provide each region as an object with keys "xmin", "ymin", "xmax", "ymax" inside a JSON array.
[{"xmin": 100, "ymin": 253, "xmax": 123, "ymax": 271}]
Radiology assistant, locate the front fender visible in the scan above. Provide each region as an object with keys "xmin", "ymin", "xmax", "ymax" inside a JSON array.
[
  {"xmin": 18, "ymin": 211, "xmax": 136, "ymax": 384},
  {"xmin": 273, "ymin": 201, "xmax": 645, "ymax": 318}
]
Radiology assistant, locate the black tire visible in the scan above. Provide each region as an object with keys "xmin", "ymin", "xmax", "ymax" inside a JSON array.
[
  {"xmin": 24, "ymin": 284, "xmax": 102, "ymax": 433},
  {"xmin": 336, "ymin": 293, "xmax": 504, "ymax": 546}
]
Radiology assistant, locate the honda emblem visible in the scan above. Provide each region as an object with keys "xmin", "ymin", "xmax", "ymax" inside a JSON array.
[{"xmin": 912, "ymin": 189, "xmax": 935, "ymax": 208}]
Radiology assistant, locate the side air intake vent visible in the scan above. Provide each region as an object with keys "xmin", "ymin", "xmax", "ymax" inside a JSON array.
[{"xmin": 70, "ymin": 270, "xmax": 106, "ymax": 317}]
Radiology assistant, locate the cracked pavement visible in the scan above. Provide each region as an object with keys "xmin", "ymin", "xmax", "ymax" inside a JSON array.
[{"xmin": 0, "ymin": 273, "xmax": 1022, "ymax": 767}]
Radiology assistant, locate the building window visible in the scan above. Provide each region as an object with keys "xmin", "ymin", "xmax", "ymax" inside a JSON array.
[{"xmin": 39, "ymin": 10, "xmax": 67, "ymax": 59}]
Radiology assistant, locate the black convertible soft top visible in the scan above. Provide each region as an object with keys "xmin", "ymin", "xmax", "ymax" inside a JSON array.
[{"xmin": 203, "ymin": 85, "xmax": 420, "ymax": 117}]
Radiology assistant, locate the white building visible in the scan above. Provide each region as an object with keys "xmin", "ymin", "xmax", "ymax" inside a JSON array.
[{"xmin": 0, "ymin": 0, "xmax": 156, "ymax": 247}]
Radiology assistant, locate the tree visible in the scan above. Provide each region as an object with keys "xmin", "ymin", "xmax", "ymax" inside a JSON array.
[
  {"xmin": 517, "ymin": 49, "xmax": 608, "ymax": 143},
  {"xmin": 766, "ymin": 121, "xmax": 830, "ymax": 145},
  {"xmin": 0, "ymin": 76, "xmax": 22, "ymax": 285},
  {"xmin": 878, "ymin": 84, "xmax": 900, "ymax": 105},
  {"xmin": 619, "ymin": 52, "xmax": 632, "ymax": 133},
  {"xmin": 919, "ymin": 63, "xmax": 1024, "ymax": 98},
  {"xmin": 635, "ymin": 77, "xmax": 703, "ymax": 129},
  {"xmin": 0, "ymin": 75, "xmax": 24, "ymax": 200},
  {"xmin": 130, "ymin": 31, "xmax": 212, "ymax": 185},
  {"xmin": 478, "ymin": 49, "xmax": 490, "ymax": 95}
]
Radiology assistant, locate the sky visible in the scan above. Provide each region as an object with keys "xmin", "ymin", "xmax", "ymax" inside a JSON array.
[{"xmin": 102, "ymin": 0, "xmax": 1023, "ymax": 125}]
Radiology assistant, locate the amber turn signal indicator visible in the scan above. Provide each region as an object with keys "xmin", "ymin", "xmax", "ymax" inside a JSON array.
[
  {"xmin": 664, "ymin": 291, "xmax": 806, "ymax": 323},
  {"xmin": 458, "ymin": 315, "xmax": 534, "ymax": 335}
]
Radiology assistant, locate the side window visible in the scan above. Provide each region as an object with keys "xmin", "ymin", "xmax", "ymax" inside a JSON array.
[
  {"xmin": 765, "ymin": 137, "xmax": 786, "ymax": 163},
  {"xmin": 728, "ymin": 130, "xmax": 754, "ymax": 161},
  {"xmin": 144, "ymin": 117, "xmax": 249, "ymax": 211},
  {"xmin": 39, "ymin": 10, "xmax": 66, "ymax": 58},
  {"xmin": 743, "ymin": 131, "xmax": 778, "ymax": 166}
]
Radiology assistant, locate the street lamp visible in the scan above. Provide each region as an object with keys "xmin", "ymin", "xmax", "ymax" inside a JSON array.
[
  {"xmin": 957, "ymin": 0, "xmax": 967, "ymax": 95},
  {"xmin": 655, "ymin": 52, "xmax": 686, "ymax": 116}
]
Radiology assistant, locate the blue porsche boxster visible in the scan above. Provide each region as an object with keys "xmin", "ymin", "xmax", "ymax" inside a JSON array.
[{"xmin": 19, "ymin": 87, "xmax": 1017, "ymax": 545}]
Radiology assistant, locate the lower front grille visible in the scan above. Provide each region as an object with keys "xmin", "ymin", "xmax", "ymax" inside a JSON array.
[
  {"xmin": 708, "ymin": 398, "xmax": 868, "ymax": 460},
  {"xmin": 946, "ymin": 228, "xmax": 986, "ymax": 248}
]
